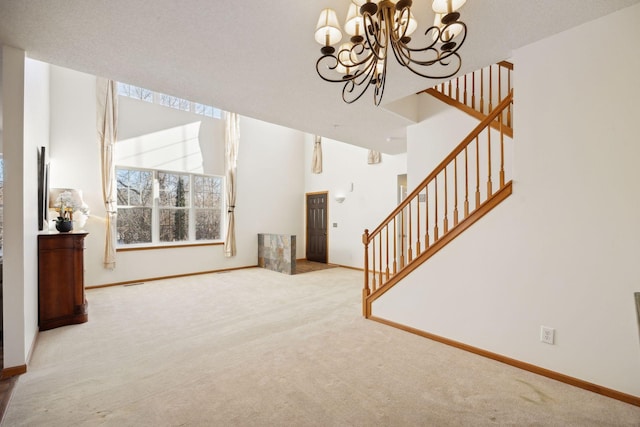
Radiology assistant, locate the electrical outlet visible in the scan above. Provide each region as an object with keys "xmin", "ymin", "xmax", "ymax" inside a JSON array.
[{"xmin": 540, "ymin": 326, "xmax": 555, "ymax": 345}]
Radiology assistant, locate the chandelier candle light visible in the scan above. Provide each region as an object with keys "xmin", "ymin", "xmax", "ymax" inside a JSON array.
[{"xmin": 315, "ymin": 0, "xmax": 467, "ymax": 105}]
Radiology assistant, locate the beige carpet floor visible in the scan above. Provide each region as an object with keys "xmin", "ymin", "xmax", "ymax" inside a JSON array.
[{"xmin": 3, "ymin": 267, "xmax": 640, "ymax": 426}]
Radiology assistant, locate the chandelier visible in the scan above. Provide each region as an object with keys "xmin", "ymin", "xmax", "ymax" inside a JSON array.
[{"xmin": 314, "ymin": 0, "xmax": 467, "ymax": 105}]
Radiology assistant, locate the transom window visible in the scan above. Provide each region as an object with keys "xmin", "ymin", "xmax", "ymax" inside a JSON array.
[
  {"xmin": 116, "ymin": 167, "xmax": 224, "ymax": 246},
  {"xmin": 117, "ymin": 82, "xmax": 223, "ymax": 118}
]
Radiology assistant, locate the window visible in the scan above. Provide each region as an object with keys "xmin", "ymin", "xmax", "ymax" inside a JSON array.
[
  {"xmin": 118, "ymin": 81, "xmax": 223, "ymax": 118},
  {"xmin": 117, "ymin": 83, "xmax": 153, "ymax": 103},
  {"xmin": 159, "ymin": 94, "xmax": 191, "ymax": 112},
  {"xmin": 116, "ymin": 167, "xmax": 224, "ymax": 246}
]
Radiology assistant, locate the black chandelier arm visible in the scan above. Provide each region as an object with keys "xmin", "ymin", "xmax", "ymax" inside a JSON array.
[
  {"xmin": 390, "ymin": 6, "xmax": 413, "ymax": 43},
  {"xmin": 361, "ymin": 10, "xmax": 388, "ymax": 63},
  {"xmin": 404, "ymin": 52, "xmax": 462, "ymax": 80},
  {"xmin": 342, "ymin": 56, "xmax": 383, "ymax": 104}
]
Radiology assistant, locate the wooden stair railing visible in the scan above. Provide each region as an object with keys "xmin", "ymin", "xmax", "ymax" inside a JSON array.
[
  {"xmin": 423, "ymin": 61, "xmax": 513, "ymax": 138},
  {"xmin": 362, "ymin": 91, "xmax": 514, "ymax": 317}
]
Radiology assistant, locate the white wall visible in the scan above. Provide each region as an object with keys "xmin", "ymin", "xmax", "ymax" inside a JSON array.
[
  {"xmin": 373, "ymin": 4, "xmax": 640, "ymax": 397},
  {"xmin": 1, "ymin": 50, "xmax": 44, "ymax": 369},
  {"xmin": 304, "ymin": 136, "xmax": 406, "ymax": 267},
  {"xmin": 48, "ymin": 65, "xmax": 306, "ymax": 286}
]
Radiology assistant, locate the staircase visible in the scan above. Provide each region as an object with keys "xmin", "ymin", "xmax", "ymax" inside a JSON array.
[{"xmin": 362, "ymin": 62, "xmax": 514, "ymax": 317}]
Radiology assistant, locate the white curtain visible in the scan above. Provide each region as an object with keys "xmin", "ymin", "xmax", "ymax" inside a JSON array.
[
  {"xmin": 224, "ymin": 112, "xmax": 240, "ymax": 257},
  {"xmin": 368, "ymin": 150, "xmax": 382, "ymax": 164},
  {"xmin": 312, "ymin": 135, "xmax": 323, "ymax": 174},
  {"xmin": 96, "ymin": 78, "xmax": 118, "ymax": 269}
]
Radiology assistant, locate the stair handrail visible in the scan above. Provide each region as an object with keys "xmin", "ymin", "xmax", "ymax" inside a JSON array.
[
  {"xmin": 362, "ymin": 90, "xmax": 514, "ymax": 309},
  {"xmin": 364, "ymin": 90, "xmax": 513, "ymax": 242}
]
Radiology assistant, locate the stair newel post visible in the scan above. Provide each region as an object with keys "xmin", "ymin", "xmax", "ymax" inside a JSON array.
[
  {"xmin": 464, "ymin": 147, "xmax": 469, "ymax": 217},
  {"xmin": 487, "ymin": 126, "xmax": 493, "ymax": 197},
  {"xmin": 454, "ymin": 156, "xmax": 459, "ymax": 226},
  {"xmin": 475, "ymin": 136, "xmax": 481, "ymax": 208},
  {"xmin": 362, "ymin": 229, "xmax": 370, "ymax": 316}
]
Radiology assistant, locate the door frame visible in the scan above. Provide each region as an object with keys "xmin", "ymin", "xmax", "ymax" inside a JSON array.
[{"xmin": 305, "ymin": 191, "xmax": 329, "ymax": 263}]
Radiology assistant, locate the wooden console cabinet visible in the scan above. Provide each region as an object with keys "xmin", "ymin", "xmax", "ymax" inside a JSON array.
[{"xmin": 38, "ymin": 232, "xmax": 88, "ymax": 331}]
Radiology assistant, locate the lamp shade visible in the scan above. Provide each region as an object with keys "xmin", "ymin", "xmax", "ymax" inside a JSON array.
[
  {"xmin": 315, "ymin": 8, "xmax": 343, "ymax": 46},
  {"xmin": 352, "ymin": 0, "xmax": 380, "ymax": 6},
  {"xmin": 432, "ymin": 0, "xmax": 466, "ymax": 14},
  {"xmin": 344, "ymin": 3, "xmax": 364, "ymax": 36}
]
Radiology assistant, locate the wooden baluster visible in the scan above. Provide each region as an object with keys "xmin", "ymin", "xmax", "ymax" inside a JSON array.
[
  {"xmin": 497, "ymin": 64, "xmax": 502, "ymax": 124},
  {"xmin": 362, "ymin": 229, "xmax": 370, "ymax": 316},
  {"xmin": 475, "ymin": 136, "xmax": 481, "ymax": 209},
  {"xmin": 416, "ymin": 192, "xmax": 421, "ymax": 256},
  {"xmin": 472, "ymin": 71, "xmax": 476, "ymax": 110},
  {"xmin": 393, "ymin": 217, "xmax": 397, "ymax": 275},
  {"xmin": 507, "ymin": 72, "xmax": 512, "ymax": 127},
  {"xmin": 385, "ymin": 224, "xmax": 390, "ymax": 280},
  {"xmin": 488, "ymin": 65, "xmax": 493, "ymax": 113},
  {"xmin": 425, "ymin": 186, "xmax": 430, "ymax": 249},
  {"xmin": 378, "ymin": 234, "xmax": 383, "ymax": 286},
  {"xmin": 464, "ymin": 147, "xmax": 469, "ymax": 217},
  {"xmin": 464, "ymin": 74, "xmax": 468, "ymax": 106},
  {"xmin": 443, "ymin": 168, "xmax": 449, "ymax": 234},
  {"xmin": 455, "ymin": 77, "xmax": 460, "ymax": 102},
  {"xmin": 400, "ymin": 210, "xmax": 405, "ymax": 269},
  {"xmin": 487, "ymin": 127, "xmax": 493, "ymax": 197},
  {"xmin": 499, "ymin": 114, "xmax": 505, "ymax": 187},
  {"xmin": 448, "ymin": 79, "xmax": 452, "ymax": 98},
  {"xmin": 498, "ymin": 64, "xmax": 502, "ymax": 102},
  {"xmin": 434, "ymin": 175, "xmax": 439, "ymax": 241},
  {"xmin": 454, "ymin": 157, "xmax": 459, "ymax": 226},
  {"xmin": 480, "ymin": 68, "xmax": 484, "ymax": 114},
  {"xmin": 371, "ymin": 233, "xmax": 376, "ymax": 291},
  {"xmin": 408, "ymin": 201, "xmax": 413, "ymax": 263}
]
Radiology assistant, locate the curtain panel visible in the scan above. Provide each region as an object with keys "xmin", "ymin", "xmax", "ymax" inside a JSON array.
[
  {"xmin": 367, "ymin": 150, "xmax": 382, "ymax": 164},
  {"xmin": 312, "ymin": 135, "xmax": 323, "ymax": 174},
  {"xmin": 96, "ymin": 78, "xmax": 118, "ymax": 269},
  {"xmin": 224, "ymin": 112, "xmax": 240, "ymax": 257}
]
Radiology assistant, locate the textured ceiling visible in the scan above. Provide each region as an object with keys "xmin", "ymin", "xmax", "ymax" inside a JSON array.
[{"xmin": 1, "ymin": 0, "xmax": 638, "ymax": 154}]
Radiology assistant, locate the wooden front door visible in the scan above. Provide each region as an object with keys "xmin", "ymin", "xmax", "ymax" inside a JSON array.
[{"xmin": 306, "ymin": 192, "xmax": 328, "ymax": 263}]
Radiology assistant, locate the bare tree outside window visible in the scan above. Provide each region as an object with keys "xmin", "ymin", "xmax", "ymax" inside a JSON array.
[
  {"xmin": 158, "ymin": 172, "xmax": 189, "ymax": 242},
  {"xmin": 194, "ymin": 175, "xmax": 223, "ymax": 240},
  {"xmin": 116, "ymin": 167, "xmax": 223, "ymax": 246},
  {"xmin": 116, "ymin": 168, "xmax": 153, "ymax": 244}
]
